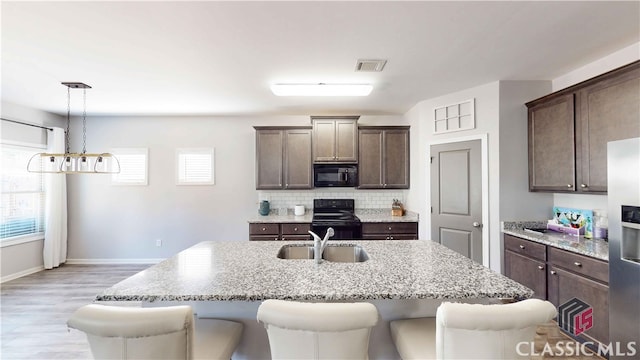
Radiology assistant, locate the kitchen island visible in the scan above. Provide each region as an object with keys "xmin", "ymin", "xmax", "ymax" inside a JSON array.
[{"xmin": 98, "ymin": 240, "xmax": 532, "ymax": 359}]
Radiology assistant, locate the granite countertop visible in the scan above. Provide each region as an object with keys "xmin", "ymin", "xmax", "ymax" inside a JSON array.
[
  {"xmin": 502, "ymin": 221, "xmax": 608, "ymax": 261},
  {"xmin": 97, "ymin": 240, "xmax": 532, "ymax": 302},
  {"xmin": 248, "ymin": 213, "xmax": 313, "ymax": 223},
  {"xmin": 356, "ymin": 209, "xmax": 419, "ymax": 223},
  {"xmin": 248, "ymin": 209, "xmax": 419, "ymax": 223}
]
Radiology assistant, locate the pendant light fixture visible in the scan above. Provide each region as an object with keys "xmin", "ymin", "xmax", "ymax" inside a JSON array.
[{"xmin": 27, "ymin": 82, "xmax": 120, "ymax": 174}]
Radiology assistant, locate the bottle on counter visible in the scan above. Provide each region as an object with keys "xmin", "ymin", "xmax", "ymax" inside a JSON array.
[{"xmin": 593, "ymin": 209, "xmax": 608, "ymax": 240}]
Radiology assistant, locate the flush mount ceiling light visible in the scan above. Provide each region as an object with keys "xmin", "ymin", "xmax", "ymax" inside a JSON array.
[
  {"xmin": 270, "ymin": 83, "xmax": 373, "ymax": 97},
  {"xmin": 27, "ymin": 82, "xmax": 120, "ymax": 174}
]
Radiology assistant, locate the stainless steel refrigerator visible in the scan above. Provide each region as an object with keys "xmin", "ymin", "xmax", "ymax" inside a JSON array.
[{"xmin": 608, "ymin": 137, "xmax": 640, "ymax": 358}]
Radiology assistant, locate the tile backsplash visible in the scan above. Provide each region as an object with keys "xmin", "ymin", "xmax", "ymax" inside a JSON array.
[{"xmin": 258, "ymin": 190, "xmax": 406, "ymax": 211}]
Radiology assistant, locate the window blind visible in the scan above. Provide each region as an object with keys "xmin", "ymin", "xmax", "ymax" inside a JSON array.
[
  {"xmin": 0, "ymin": 143, "xmax": 45, "ymax": 240},
  {"xmin": 111, "ymin": 148, "xmax": 148, "ymax": 185},
  {"xmin": 176, "ymin": 148, "xmax": 214, "ymax": 185}
]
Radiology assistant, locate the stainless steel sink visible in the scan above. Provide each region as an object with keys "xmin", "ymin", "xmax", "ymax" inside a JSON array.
[
  {"xmin": 322, "ymin": 245, "xmax": 369, "ymax": 262},
  {"xmin": 277, "ymin": 245, "xmax": 314, "ymax": 260},
  {"xmin": 277, "ymin": 244, "xmax": 369, "ymax": 263}
]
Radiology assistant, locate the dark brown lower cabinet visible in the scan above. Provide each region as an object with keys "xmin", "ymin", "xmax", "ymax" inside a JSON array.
[
  {"xmin": 547, "ymin": 246, "xmax": 609, "ymax": 346},
  {"xmin": 504, "ymin": 250, "xmax": 547, "ymax": 299},
  {"xmin": 249, "ymin": 223, "xmax": 311, "ymax": 241},
  {"xmin": 504, "ymin": 234, "xmax": 547, "ymax": 299},
  {"xmin": 361, "ymin": 222, "xmax": 418, "ymax": 240},
  {"xmin": 503, "ymin": 233, "xmax": 609, "ymax": 348},
  {"xmin": 280, "ymin": 223, "xmax": 311, "ymax": 241},
  {"xmin": 548, "ymin": 266, "xmax": 609, "ymax": 345}
]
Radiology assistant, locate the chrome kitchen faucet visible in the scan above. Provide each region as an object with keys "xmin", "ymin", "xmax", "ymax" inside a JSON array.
[{"xmin": 308, "ymin": 228, "xmax": 334, "ymax": 264}]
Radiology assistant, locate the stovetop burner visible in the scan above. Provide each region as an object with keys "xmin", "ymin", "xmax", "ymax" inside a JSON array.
[
  {"xmin": 311, "ymin": 199, "xmax": 362, "ymax": 239},
  {"xmin": 312, "ymin": 199, "xmax": 360, "ymax": 224}
]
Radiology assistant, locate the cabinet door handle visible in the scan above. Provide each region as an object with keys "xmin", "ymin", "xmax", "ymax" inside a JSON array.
[
  {"xmin": 519, "ymin": 245, "xmax": 525, "ymax": 249},
  {"xmin": 390, "ymin": 236, "xmax": 394, "ymax": 240},
  {"xmin": 567, "ymin": 184, "xmax": 573, "ymax": 188},
  {"xmin": 262, "ymin": 227, "xmax": 266, "ymax": 231},
  {"xmin": 580, "ymin": 184, "xmax": 588, "ymax": 188},
  {"xmin": 574, "ymin": 262, "xmax": 582, "ymax": 267},
  {"xmin": 294, "ymin": 227, "xmax": 298, "ymax": 232},
  {"xmin": 550, "ymin": 270, "xmax": 557, "ymax": 275},
  {"xmin": 537, "ymin": 265, "xmax": 544, "ymax": 270},
  {"xmin": 388, "ymin": 226, "xmax": 392, "ymax": 231}
]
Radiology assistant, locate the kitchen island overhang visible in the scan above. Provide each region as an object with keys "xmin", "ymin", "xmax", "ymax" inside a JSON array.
[
  {"xmin": 97, "ymin": 240, "xmax": 533, "ymax": 359},
  {"xmin": 97, "ymin": 240, "xmax": 533, "ymax": 302}
]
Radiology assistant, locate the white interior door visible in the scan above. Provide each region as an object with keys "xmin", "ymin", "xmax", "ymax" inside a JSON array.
[{"xmin": 431, "ymin": 140, "xmax": 483, "ymax": 263}]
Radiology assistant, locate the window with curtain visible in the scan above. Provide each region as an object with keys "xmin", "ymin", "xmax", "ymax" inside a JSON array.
[
  {"xmin": 0, "ymin": 142, "xmax": 46, "ymax": 242},
  {"xmin": 176, "ymin": 148, "xmax": 215, "ymax": 185}
]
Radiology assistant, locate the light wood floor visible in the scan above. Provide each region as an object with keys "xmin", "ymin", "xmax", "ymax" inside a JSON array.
[
  {"xmin": 1, "ymin": 264, "xmax": 148, "ymax": 360},
  {"xmin": 1, "ymin": 264, "xmax": 604, "ymax": 360}
]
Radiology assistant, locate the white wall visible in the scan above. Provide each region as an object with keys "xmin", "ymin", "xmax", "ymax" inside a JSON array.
[
  {"xmin": 407, "ymin": 82, "xmax": 503, "ymax": 269},
  {"xmin": 407, "ymin": 82, "xmax": 500, "ymax": 242},
  {"xmin": 552, "ymin": 42, "xmax": 640, "ymax": 91},
  {"xmin": 406, "ymin": 80, "xmax": 553, "ymax": 272},
  {"xmin": 65, "ymin": 114, "xmax": 404, "ymax": 261},
  {"xmin": 1, "ymin": 101, "xmax": 65, "ymax": 281},
  {"xmin": 551, "ymin": 41, "xmax": 640, "ymax": 211},
  {"xmin": 498, "ymin": 80, "xmax": 553, "ymax": 221}
]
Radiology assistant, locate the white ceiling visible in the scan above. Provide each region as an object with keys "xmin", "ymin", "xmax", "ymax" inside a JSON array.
[{"xmin": 2, "ymin": 1, "xmax": 639, "ymax": 117}]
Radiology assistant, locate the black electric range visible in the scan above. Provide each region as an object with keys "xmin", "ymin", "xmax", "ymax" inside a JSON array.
[{"xmin": 311, "ymin": 199, "xmax": 362, "ymax": 239}]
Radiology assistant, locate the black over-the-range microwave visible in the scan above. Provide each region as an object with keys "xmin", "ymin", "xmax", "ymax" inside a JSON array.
[{"xmin": 313, "ymin": 164, "xmax": 358, "ymax": 187}]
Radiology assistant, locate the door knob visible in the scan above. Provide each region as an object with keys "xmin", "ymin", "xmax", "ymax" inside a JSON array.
[{"xmin": 472, "ymin": 222, "xmax": 482, "ymax": 228}]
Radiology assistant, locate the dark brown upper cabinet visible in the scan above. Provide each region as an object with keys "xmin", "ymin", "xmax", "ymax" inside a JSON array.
[
  {"xmin": 358, "ymin": 126, "xmax": 410, "ymax": 189},
  {"xmin": 312, "ymin": 116, "xmax": 358, "ymax": 163},
  {"xmin": 255, "ymin": 127, "xmax": 312, "ymax": 190},
  {"xmin": 526, "ymin": 61, "xmax": 639, "ymax": 193},
  {"xmin": 528, "ymin": 94, "xmax": 576, "ymax": 192},
  {"xmin": 575, "ymin": 65, "xmax": 640, "ymax": 192}
]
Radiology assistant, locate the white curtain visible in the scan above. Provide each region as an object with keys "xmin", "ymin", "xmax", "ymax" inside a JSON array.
[{"xmin": 43, "ymin": 127, "xmax": 67, "ymax": 269}]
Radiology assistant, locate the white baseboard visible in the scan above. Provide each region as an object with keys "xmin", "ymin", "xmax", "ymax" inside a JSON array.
[
  {"xmin": 1, "ymin": 265, "xmax": 45, "ymax": 283},
  {"xmin": 65, "ymin": 258, "xmax": 164, "ymax": 265}
]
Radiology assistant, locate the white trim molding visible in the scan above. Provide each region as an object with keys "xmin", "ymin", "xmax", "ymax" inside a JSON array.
[
  {"xmin": 1, "ymin": 265, "xmax": 44, "ymax": 283},
  {"xmin": 65, "ymin": 258, "xmax": 165, "ymax": 265},
  {"xmin": 428, "ymin": 133, "xmax": 490, "ymax": 268}
]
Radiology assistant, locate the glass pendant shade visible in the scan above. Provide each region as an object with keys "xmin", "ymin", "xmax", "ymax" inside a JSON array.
[
  {"xmin": 27, "ymin": 82, "xmax": 120, "ymax": 174},
  {"xmin": 27, "ymin": 153, "xmax": 120, "ymax": 173}
]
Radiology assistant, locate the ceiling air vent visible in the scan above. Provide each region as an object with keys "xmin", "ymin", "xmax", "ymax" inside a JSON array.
[{"xmin": 355, "ymin": 59, "xmax": 387, "ymax": 72}]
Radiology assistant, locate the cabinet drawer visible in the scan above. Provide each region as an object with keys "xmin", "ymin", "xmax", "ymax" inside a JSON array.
[
  {"xmin": 504, "ymin": 235, "xmax": 546, "ymax": 261},
  {"xmin": 250, "ymin": 235, "xmax": 281, "ymax": 241},
  {"xmin": 362, "ymin": 222, "xmax": 417, "ymax": 234},
  {"xmin": 249, "ymin": 223, "xmax": 279, "ymax": 235},
  {"xmin": 548, "ymin": 247, "xmax": 608, "ymax": 283},
  {"xmin": 281, "ymin": 223, "xmax": 310, "ymax": 235}
]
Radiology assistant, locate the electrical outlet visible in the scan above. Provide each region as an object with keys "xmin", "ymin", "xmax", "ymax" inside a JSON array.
[{"xmin": 155, "ymin": 239, "xmax": 162, "ymax": 247}]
